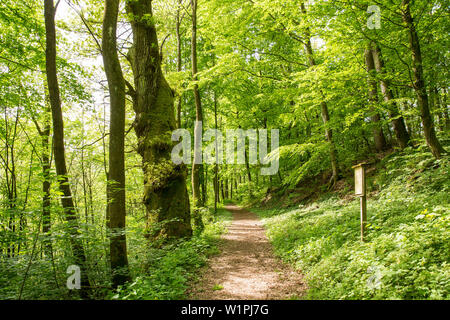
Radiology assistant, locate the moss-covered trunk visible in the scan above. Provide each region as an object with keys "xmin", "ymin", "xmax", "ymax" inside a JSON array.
[{"xmin": 126, "ymin": 0, "xmax": 192, "ymax": 240}]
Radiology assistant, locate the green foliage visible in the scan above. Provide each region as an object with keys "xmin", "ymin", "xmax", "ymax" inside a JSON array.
[
  {"xmin": 1, "ymin": 0, "xmax": 449, "ymax": 301},
  {"xmin": 253, "ymin": 145, "xmax": 450, "ymax": 299},
  {"xmin": 212, "ymin": 284, "xmax": 224, "ymax": 291},
  {"xmin": 110, "ymin": 208, "xmax": 231, "ymax": 300}
]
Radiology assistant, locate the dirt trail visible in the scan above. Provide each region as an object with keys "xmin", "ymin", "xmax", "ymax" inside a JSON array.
[{"xmin": 189, "ymin": 205, "xmax": 307, "ymax": 300}]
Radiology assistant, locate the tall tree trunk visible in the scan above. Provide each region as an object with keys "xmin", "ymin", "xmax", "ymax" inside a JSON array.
[
  {"xmin": 201, "ymin": 165, "xmax": 207, "ymax": 204},
  {"xmin": 301, "ymin": 3, "xmax": 338, "ymax": 187},
  {"xmin": 33, "ymin": 102, "xmax": 52, "ymax": 258},
  {"xmin": 42, "ymin": 121, "xmax": 52, "ymax": 257},
  {"xmin": 102, "ymin": 0, "xmax": 130, "ymax": 288},
  {"xmin": 44, "ymin": 0, "xmax": 90, "ymax": 296},
  {"xmin": 230, "ymin": 176, "xmax": 233, "ymax": 200},
  {"xmin": 176, "ymin": 0, "xmax": 182, "ymax": 128},
  {"xmin": 126, "ymin": 0, "xmax": 192, "ymax": 240},
  {"xmin": 3, "ymin": 108, "xmax": 18, "ymax": 257},
  {"xmin": 401, "ymin": 0, "xmax": 445, "ymax": 158},
  {"xmin": 364, "ymin": 45, "xmax": 387, "ymax": 152},
  {"xmin": 443, "ymin": 88, "xmax": 450, "ymax": 130},
  {"xmin": 225, "ymin": 178, "xmax": 229, "ymax": 199},
  {"xmin": 244, "ymin": 147, "xmax": 252, "ymax": 182},
  {"xmin": 433, "ymin": 87, "xmax": 444, "ymax": 132},
  {"xmin": 371, "ymin": 43, "xmax": 411, "ymax": 149},
  {"xmin": 190, "ymin": 0, "xmax": 204, "ymax": 230},
  {"xmin": 220, "ymin": 179, "xmax": 225, "ymax": 201},
  {"xmin": 213, "ymin": 91, "xmax": 218, "ymax": 213}
]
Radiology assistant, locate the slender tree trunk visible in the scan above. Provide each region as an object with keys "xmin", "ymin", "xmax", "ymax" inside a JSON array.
[
  {"xmin": 213, "ymin": 91, "xmax": 218, "ymax": 213},
  {"xmin": 202, "ymin": 165, "xmax": 207, "ymax": 204},
  {"xmin": 190, "ymin": 0, "xmax": 204, "ymax": 230},
  {"xmin": 3, "ymin": 109, "xmax": 18, "ymax": 258},
  {"xmin": 34, "ymin": 104, "xmax": 53, "ymax": 258},
  {"xmin": 443, "ymin": 88, "xmax": 450, "ymax": 130},
  {"xmin": 433, "ymin": 87, "xmax": 444, "ymax": 132},
  {"xmin": 44, "ymin": 0, "xmax": 90, "ymax": 296},
  {"xmin": 102, "ymin": 0, "xmax": 130, "ymax": 288},
  {"xmin": 80, "ymin": 112, "xmax": 88, "ymax": 228},
  {"xmin": 364, "ymin": 45, "xmax": 387, "ymax": 152},
  {"xmin": 176, "ymin": 0, "xmax": 182, "ymax": 129},
  {"xmin": 244, "ymin": 147, "xmax": 252, "ymax": 182},
  {"xmin": 230, "ymin": 176, "xmax": 233, "ymax": 200},
  {"xmin": 371, "ymin": 43, "xmax": 411, "ymax": 149},
  {"xmin": 126, "ymin": 0, "xmax": 192, "ymax": 239},
  {"xmin": 401, "ymin": 0, "xmax": 445, "ymax": 158},
  {"xmin": 301, "ymin": 3, "xmax": 338, "ymax": 187},
  {"xmin": 225, "ymin": 178, "xmax": 229, "ymax": 199},
  {"xmin": 18, "ymin": 153, "xmax": 33, "ymax": 255}
]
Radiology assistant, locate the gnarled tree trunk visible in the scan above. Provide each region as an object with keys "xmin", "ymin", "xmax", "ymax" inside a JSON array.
[{"xmin": 126, "ymin": 0, "xmax": 192, "ymax": 240}]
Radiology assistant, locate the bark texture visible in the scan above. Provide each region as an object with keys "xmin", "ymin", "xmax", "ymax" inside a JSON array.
[
  {"xmin": 301, "ymin": 3, "xmax": 338, "ymax": 186},
  {"xmin": 44, "ymin": 0, "xmax": 90, "ymax": 296},
  {"xmin": 191, "ymin": 0, "xmax": 204, "ymax": 231},
  {"xmin": 176, "ymin": 0, "xmax": 182, "ymax": 129},
  {"xmin": 33, "ymin": 104, "xmax": 52, "ymax": 257},
  {"xmin": 364, "ymin": 45, "xmax": 387, "ymax": 152},
  {"xmin": 401, "ymin": 0, "xmax": 445, "ymax": 158},
  {"xmin": 102, "ymin": 0, "xmax": 130, "ymax": 288},
  {"xmin": 371, "ymin": 43, "xmax": 411, "ymax": 149},
  {"xmin": 126, "ymin": 0, "xmax": 192, "ymax": 240}
]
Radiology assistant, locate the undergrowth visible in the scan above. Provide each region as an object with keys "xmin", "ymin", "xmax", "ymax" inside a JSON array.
[
  {"xmin": 252, "ymin": 143, "xmax": 449, "ymax": 300},
  {"xmin": 110, "ymin": 208, "xmax": 232, "ymax": 300}
]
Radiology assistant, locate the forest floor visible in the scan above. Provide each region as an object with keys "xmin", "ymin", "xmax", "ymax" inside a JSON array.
[{"xmin": 189, "ymin": 204, "xmax": 307, "ymax": 300}]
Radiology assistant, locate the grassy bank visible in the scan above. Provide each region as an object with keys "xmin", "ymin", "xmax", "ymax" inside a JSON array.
[{"xmin": 252, "ymin": 146, "xmax": 449, "ymax": 300}]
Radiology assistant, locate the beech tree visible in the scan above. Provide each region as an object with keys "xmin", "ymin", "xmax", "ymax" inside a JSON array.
[
  {"xmin": 102, "ymin": 0, "xmax": 130, "ymax": 288},
  {"xmin": 190, "ymin": 0, "xmax": 205, "ymax": 231},
  {"xmin": 370, "ymin": 43, "xmax": 411, "ymax": 149},
  {"xmin": 125, "ymin": 0, "xmax": 192, "ymax": 239},
  {"xmin": 44, "ymin": 0, "xmax": 90, "ymax": 296},
  {"xmin": 401, "ymin": 0, "xmax": 445, "ymax": 159},
  {"xmin": 364, "ymin": 44, "xmax": 387, "ymax": 152}
]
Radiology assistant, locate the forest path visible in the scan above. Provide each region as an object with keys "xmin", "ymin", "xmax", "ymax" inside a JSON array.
[{"xmin": 189, "ymin": 204, "xmax": 307, "ymax": 300}]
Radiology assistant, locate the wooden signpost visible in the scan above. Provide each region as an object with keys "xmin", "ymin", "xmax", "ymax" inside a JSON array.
[{"xmin": 352, "ymin": 163, "xmax": 367, "ymax": 241}]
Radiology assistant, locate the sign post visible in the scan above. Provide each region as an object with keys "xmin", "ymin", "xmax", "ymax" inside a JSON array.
[{"xmin": 352, "ymin": 163, "xmax": 367, "ymax": 241}]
